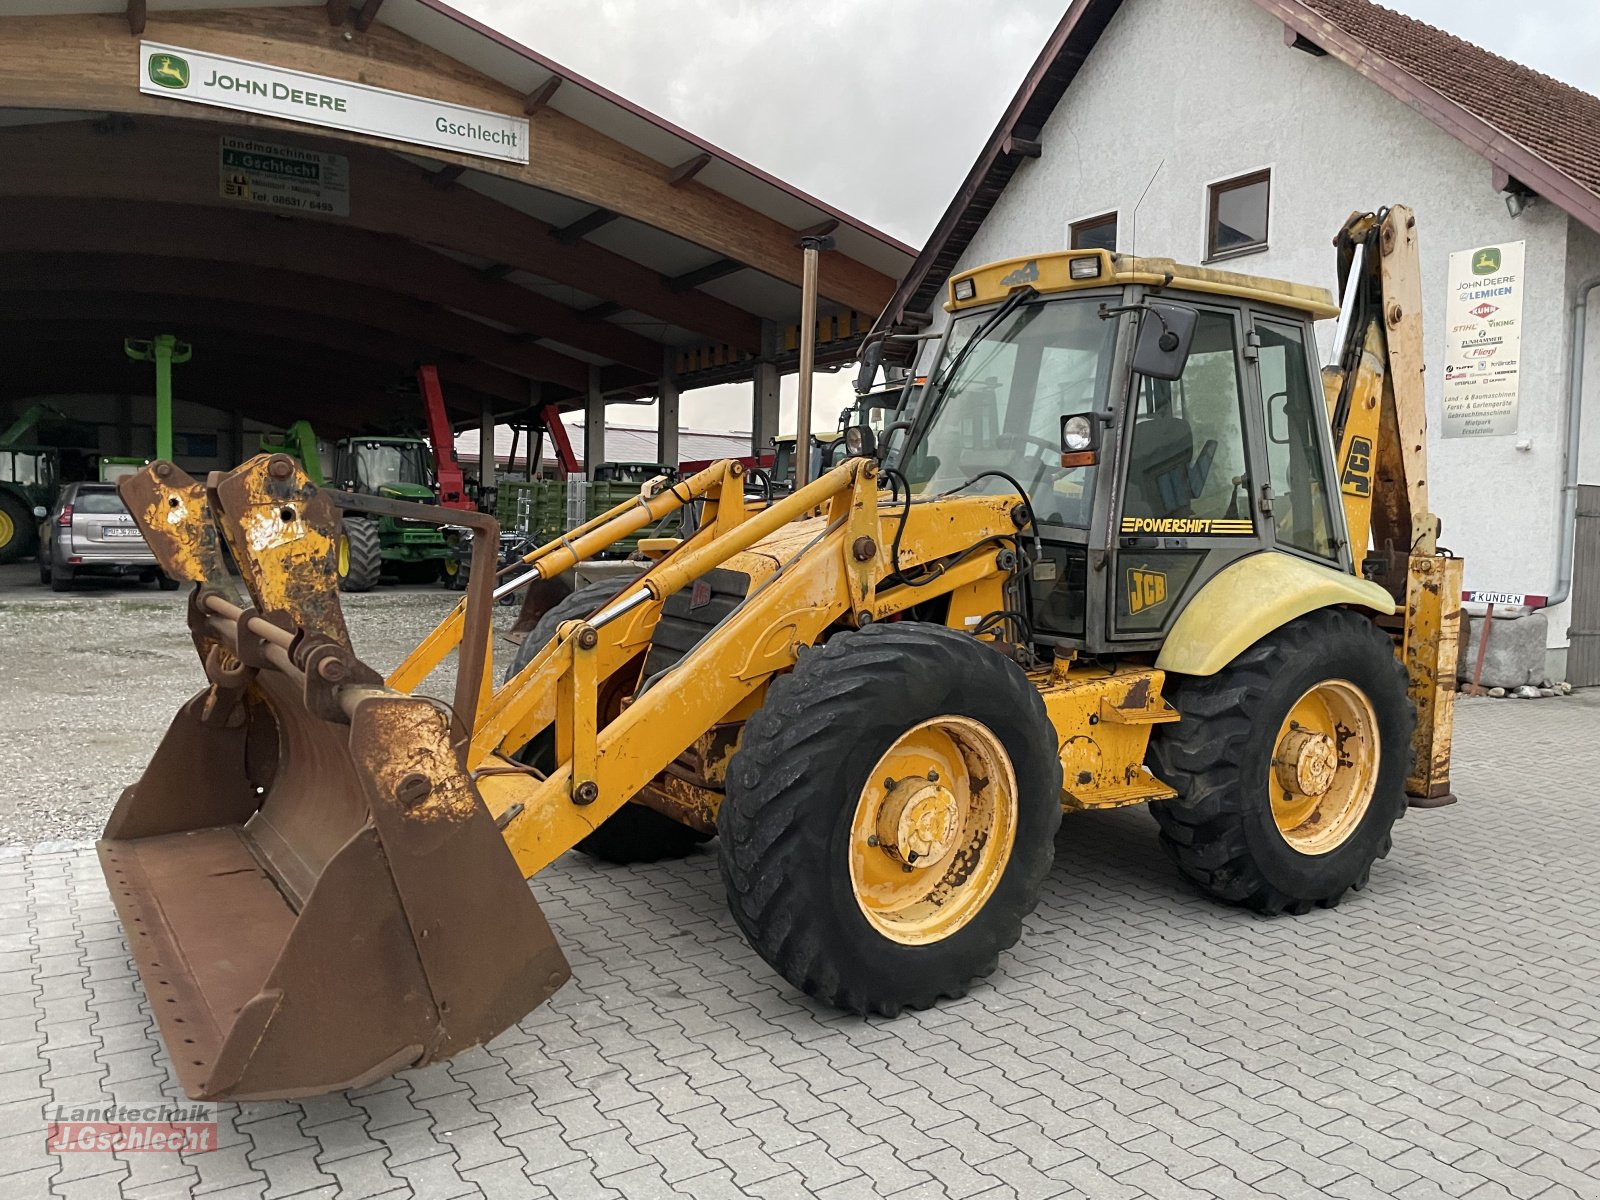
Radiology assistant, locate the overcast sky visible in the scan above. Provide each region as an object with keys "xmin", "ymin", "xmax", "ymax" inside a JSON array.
[{"xmin": 454, "ymin": 0, "xmax": 1600, "ymax": 437}]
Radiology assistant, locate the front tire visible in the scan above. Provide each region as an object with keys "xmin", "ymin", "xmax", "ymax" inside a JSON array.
[
  {"xmin": 336, "ymin": 518, "xmax": 382, "ymax": 593},
  {"xmin": 718, "ymin": 622, "xmax": 1062, "ymax": 1016},
  {"xmin": 1148, "ymin": 609, "xmax": 1414, "ymax": 915}
]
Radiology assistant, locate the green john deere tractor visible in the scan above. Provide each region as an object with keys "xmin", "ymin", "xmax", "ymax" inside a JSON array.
[
  {"xmin": 259, "ymin": 422, "xmax": 457, "ymax": 592},
  {"xmin": 0, "ymin": 404, "xmax": 62, "ymax": 564}
]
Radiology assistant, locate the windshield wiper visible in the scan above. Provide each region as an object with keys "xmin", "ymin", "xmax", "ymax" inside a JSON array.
[{"xmin": 932, "ymin": 285, "xmax": 1038, "ymax": 393}]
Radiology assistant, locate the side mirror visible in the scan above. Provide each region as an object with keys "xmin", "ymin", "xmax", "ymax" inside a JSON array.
[
  {"xmin": 1132, "ymin": 301, "xmax": 1199, "ymax": 381},
  {"xmin": 853, "ymin": 341, "xmax": 884, "ymax": 395},
  {"xmin": 842, "ymin": 424, "xmax": 877, "ymax": 460},
  {"xmin": 1060, "ymin": 412, "xmax": 1108, "ymax": 467},
  {"xmin": 32, "ymin": 506, "xmax": 46, "ymax": 520}
]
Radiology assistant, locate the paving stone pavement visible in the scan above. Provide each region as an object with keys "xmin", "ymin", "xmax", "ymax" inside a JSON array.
[{"xmin": 3, "ymin": 691, "xmax": 1599, "ymax": 1199}]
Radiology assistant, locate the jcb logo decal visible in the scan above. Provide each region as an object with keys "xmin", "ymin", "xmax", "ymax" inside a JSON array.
[
  {"xmin": 1341, "ymin": 435, "xmax": 1373, "ymax": 497},
  {"xmin": 1127, "ymin": 568, "xmax": 1168, "ymax": 615}
]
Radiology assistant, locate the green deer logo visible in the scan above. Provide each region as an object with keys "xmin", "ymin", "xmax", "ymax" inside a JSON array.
[{"xmin": 148, "ymin": 54, "xmax": 191, "ymax": 90}]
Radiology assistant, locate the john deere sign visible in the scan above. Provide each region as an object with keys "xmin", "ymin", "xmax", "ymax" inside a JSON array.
[{"xmin": 138, "ymin": 42, "xmax": 528, "ymax": 165}]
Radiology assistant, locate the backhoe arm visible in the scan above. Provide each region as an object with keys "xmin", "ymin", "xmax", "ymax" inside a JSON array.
[{"xmin": 1324, "ymin": 205, "xmax": 1462, "ymax": 803}]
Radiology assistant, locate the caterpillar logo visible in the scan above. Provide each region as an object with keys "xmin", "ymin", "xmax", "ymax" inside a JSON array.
[
  {"xmin": 1127, "ymin": 568, "xmax": 1168, "ymax": 615},
  {"xmin": 1119, "ymin": 517, "xmax": 1253, "ymax": 536},
  {"xmin": 1341, "ymin": 435, "xmax": 1373, "ymax": 497}
]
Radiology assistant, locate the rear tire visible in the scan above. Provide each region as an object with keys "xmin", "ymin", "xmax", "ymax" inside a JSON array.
[
  {"xmin": 337, "ymin": 518, "xmax": 382, "ymax": 593},
  {"xmin": 50, "ymin": 566, "xmax": 73, "ymax": 593},
  {"xmin": 0, "ymin": 493, "xmax": 35, "ymax": 565},
  {"xmin": 506, "ymin": 572, "xmax": 708, "ymax": 865},
  {"xmin": 156, "ymin": 573, "xmax": 180, "ymax": 591},
  {"xmin": 718, "ymin": 623, "xmax": 1062, "ymax": 1016},
  {"xmin": 1148, "ymin": 609, "xmax": 1414, "ymax": 915}
]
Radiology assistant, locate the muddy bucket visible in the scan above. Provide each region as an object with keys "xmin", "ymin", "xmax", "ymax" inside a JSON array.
[{"xmin": 100, "ymin": 459, "xmax": 568, "ymax": 1100}]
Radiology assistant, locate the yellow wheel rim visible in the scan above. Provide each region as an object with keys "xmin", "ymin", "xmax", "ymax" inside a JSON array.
[
  {"xmin": 0, "ymin": 508, "xmax": 14, "ymax": 548},
  {"xmin": 1270, "ymin": 679, "xmax": 1379, "ymax": 855},
  {"xmin": 443, "ymin": 557, "xmax": 459, "ymax": 577},
  {"xmin": 337, "ymin": 534, "xmax": 350, "ymax": 578},
  {"xmin": 848, "ymin": 716, "xmax": 1018, "ymax": 946}
]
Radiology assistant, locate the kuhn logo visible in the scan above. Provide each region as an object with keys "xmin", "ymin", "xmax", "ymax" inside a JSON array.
[{"xmin": 1470, "ymin": 303, "xmax": 1498, "ymax": 319}]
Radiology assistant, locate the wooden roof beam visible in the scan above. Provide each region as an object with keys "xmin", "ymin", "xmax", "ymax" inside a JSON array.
[
  {"xmin": 668, "ymin": 154, "xmax": 712, "ymax": 187},
  {"xmin": 0, "ymin": 119, "xmax": 762, "ymax": 353},
  {"xmin": 0, "ymin": 251, "xmax": 601, "ymax": 389},
  {"xmin": 353, "ymin": 0, "xmax": 385, "ymax": 34},
  {"xmin": 551, "ymin": 208, "xmax": 620, "ymax": 245},
  {"xmin": 0, "ymin": 13, "xmax": 901, "ymax": 316},
  {"xmin": 522, "ymin": 76, "xmax": 562, "ymax": 115},
  {"xmin": 428, "ymin": 163, "xmax": 467, "ymax": 190},
  {"xmin": 0, "ymin": 196, "xmax": 664, "ymax": 376},
  {"xmin": 326, "ymin": 0, "xmax": 351, "ymax": 26},
  {"xmin": 664, "ymin": 258, "xmax": 744, "ymax": 293}
]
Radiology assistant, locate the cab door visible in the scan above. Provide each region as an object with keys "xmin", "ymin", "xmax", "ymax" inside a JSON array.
[
  {"xmin": 1105, "ymin": 302, "xmax": 1266, "ymax": 645},
  {"xmin": 1247, "ymin": 313, "xmax": 1348, "ymax": 570}
]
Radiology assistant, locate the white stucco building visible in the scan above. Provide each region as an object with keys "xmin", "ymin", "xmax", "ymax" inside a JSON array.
[{"xmin": 887, "ymin": 0, "xmax": 1600, "ymax": 681}]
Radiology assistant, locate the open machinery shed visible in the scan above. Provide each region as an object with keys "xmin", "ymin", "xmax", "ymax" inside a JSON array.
[{"xmin": 0, "ymin": 0, "xmax": 913, "ymax": 482}]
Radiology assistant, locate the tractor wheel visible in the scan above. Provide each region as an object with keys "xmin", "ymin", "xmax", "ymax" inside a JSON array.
[
  {"xmin": 719, "ymin": 622, "xmax": 1062, "ymax": 1016},
  {"xmin": 0, "ymin": 492, "xmax": 36, "ymax": 565},
  {"xmin": 336, "ymin": 518, "xmax": 382, "ymax": 593},
  {"xmin": 443, "ymin": 553, "xmax": 466, "ymax": 590},
  {"xmin": 507, "ymin": 572, "xmax": 708, "ymax": 866},
  {"xmin": 1148, "ymin": 609, "xmax": 1414, "ymax": 915}
]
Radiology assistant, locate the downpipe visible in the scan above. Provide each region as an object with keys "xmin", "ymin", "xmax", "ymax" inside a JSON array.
[{"xmin": 1549, "ymin": 276, "xmax": 1600, "ymax": 610}]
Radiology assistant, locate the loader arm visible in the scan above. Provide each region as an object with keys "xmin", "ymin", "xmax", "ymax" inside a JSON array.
[{"xmin": 1323, "ymin": 205, "xmax": 1462, "ymax": 802}]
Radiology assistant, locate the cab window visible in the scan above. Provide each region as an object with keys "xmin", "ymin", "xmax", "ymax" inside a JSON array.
[
  {"xmin": 1256, "ymin": 320, "xmax": 1339, "ymax": 560},
  {"xmin": 1123, "ymin": 310, "xmax": 1252, "ymax": 526}
]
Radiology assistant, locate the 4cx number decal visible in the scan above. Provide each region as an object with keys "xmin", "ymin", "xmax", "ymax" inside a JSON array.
[
  {"xmin": 1127, "ymin": 568, "xmax": 1169, "ymax": 615},
  {"xmin": 1341, "ymin": 436, "xmax": 1373, "ymax": 497}
]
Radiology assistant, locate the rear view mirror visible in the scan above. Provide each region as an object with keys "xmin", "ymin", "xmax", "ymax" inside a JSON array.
[{"xmin": 1132, "ymin": 301, "xmax": 1199, "ymax": 381}]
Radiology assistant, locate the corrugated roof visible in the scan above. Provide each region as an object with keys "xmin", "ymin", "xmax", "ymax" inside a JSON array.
[
  {"xmin": 887, "ymin": 0, "xmax": 1600, "ymax": 326},
  {"xmin": 455, "ymin": 418, "xmax": 750, "ymax": 469}
]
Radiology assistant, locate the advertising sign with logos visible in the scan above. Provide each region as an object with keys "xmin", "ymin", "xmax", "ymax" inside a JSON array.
[
  {"xmin": 1441, "ymin": 241, "xmax": 1525, "ymax": 438},
  {"xmin": 219, "ymin": 135, "xmax": 350, "ymax": 216},
  {"xmin": 139, "ymin": 43, "xmax": 528, "ymax": 165}
]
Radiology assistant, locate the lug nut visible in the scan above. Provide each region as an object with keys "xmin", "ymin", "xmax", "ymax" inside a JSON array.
[
  {"xmin": 577, "ymin": 627, "xmax": 599, "ymax": 650},
  {"xmin": 573, "ymin": 780, "xmax": 600, "ymax": 806},
  {"xmin": 153, "ymin": 462, "xmax": 173, "ymax": 479},
  {"xmin": 268, "ymin": 456, "xmax": 294, "ymax": 480},
  {"xmin": 852, "ymin": 537, "xmax": 877, "ymax": 562}
]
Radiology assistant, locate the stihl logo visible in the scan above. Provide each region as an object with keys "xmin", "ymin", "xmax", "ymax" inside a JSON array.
[
  {"xmin": 1127, "ymin": 568, "xmax": 1168, "ymax": 615},
  {"xmin": 1470, "ymin": 303, "xmax": 1498, "ymax": 319}
]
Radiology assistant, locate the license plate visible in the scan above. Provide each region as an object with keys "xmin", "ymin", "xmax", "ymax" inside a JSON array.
[{"xmin": 101, "ymin": 527, "xmax": 142, "ymax": 539}]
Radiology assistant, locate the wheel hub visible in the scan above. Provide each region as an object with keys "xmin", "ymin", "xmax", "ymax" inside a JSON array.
[
  {"xmin": 876, "ymin": 776, "xmax": 960, "ymax": 866},
  {"xmin": 1273, "ymin": 725, "xmax": 1338, "ymax": 798}
]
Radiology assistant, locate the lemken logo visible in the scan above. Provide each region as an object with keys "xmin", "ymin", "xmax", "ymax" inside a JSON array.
[
  {"xmin": 148, "ymin": 53, "xmax": 190, "ymax": 90},
  {"xmin": 1472, "ymin": 247, "xmax": 1502, "ymax": 275},
  {"xmin": 1470, "ymin": 302, "xmax": 1498, "ymax": 319}
]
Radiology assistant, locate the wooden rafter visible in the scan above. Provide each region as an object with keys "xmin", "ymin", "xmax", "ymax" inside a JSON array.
[
  {"xmin": 0, "ymin": 8, "xmax": 900, "ymax": 322},
  {"xmin": 353, "ymin": 0, "xmax": 385, "ymax": 34},
  {"xmin": 0, "ymin": 119, "xmax": 763, "ymax": 352},
  {"xmin": 551, "ymin": 208, "xmax": 620, "ymax": 245},
  {"xmin": 326, "ymin": 0, "xmax": 351, "ymax": 26},
  {"xmin": 667, "ymin": 153, "xmax": 712, "ymax": 187},
  {"xmin": 522, "ymin": 76, "xmax": 562, "ymax": 114},
  {"xmin": 126, "ymin": 1, "xmax": 146, "ymax": 36},
  {"xmin": 664, "ymin": 258, "xmax": 744, "ymax": 293}
]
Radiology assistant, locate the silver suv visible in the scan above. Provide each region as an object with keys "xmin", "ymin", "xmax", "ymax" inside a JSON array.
[{"xmin": 40, "ymin": 482, "xmax": 177, "ymax": 592}]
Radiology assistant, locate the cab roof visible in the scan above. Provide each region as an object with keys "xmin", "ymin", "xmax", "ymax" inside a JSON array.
[{"xmin": 945, "ymin": 250, "xmax": 1339, "ymax": 319}]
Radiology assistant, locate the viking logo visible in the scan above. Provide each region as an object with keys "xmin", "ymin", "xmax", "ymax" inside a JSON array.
[
  {"xmin": 1127, "ymin": 568, "xmax": 1168, "ymax": 615},
  {"xmin": 148, "ymin": 53, "xmax": 191, "ymax": 89}
]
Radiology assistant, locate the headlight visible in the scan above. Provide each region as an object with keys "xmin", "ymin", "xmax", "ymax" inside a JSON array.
[
  {"xmin": 952, "ymin": 278, "xmax": 976, "ymax": 302},
  {"xmin": 1069, "ymin": 256, "xmax": 1102, "ymax": 280},
  {"xmin": 1062, "ymin": 414, "xmax": 1094, "ymax": 452}
]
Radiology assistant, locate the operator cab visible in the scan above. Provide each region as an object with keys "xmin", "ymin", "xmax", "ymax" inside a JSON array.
[
  {"xmin": 334, "ymin": 438, "xmax": 435, "ymax": 497},
  {"xmin": 888, "ymin": 249, "xmax": 1346, "ymax": 656}
]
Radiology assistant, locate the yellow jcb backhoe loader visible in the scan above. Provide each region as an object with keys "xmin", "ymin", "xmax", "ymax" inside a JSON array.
[{"xmin": 102, "ymin": 206, "xmax": 1459, "ymax": 1101}]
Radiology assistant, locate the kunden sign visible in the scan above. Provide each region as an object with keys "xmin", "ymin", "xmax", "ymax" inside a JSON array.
[
  {"xmin": 139, "ymin": 43, "xmax": 529, "ymax": 165},
  {"xmin": 1441, "ymin": 240, "xmax": 1525, "ymax": 438}
]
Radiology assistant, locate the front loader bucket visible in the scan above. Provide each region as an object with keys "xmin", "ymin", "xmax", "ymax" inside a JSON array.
[{"xmin": 100, "ymin": 458, "xmax": 568, "ymax": 1100}]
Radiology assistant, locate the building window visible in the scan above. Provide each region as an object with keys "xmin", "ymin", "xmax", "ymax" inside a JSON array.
[
  {"xmin": 1070, "ymin": 212, "xmax": 1118, "ymax": 252},
  {"xmin": 1207, "ymin": 170, "xmax": 1271, "ymax": 260}
]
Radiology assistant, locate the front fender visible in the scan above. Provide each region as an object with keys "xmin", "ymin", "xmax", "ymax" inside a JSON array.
[{"xmin": 1156, "ymin": 551, "xmax": 1395, "ymax": 677}]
